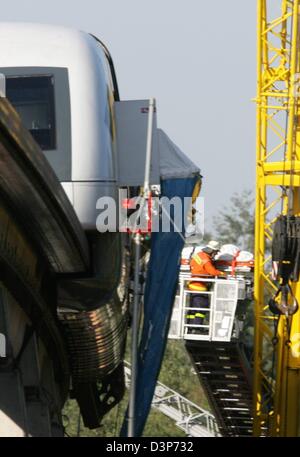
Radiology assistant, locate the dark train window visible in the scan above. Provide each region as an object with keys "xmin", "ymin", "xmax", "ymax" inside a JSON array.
[{"xmin": 6, "ymin": 75, "xmax": 56, "ymax": 150}]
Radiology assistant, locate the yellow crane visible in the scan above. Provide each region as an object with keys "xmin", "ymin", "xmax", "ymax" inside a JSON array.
[{"xmin": 254, "ymin": 0, "xmax": 300, "ymax": 436}]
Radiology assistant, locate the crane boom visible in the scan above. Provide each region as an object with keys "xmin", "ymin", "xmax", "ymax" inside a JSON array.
[{"xmin": 254, "ymin": 0, "xmax": 300, "ymax": 436}]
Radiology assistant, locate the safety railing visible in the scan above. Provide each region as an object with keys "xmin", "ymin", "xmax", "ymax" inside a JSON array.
[{"xmin": 169, "ymin": 274, "xmax": 242, "ymax": 342}]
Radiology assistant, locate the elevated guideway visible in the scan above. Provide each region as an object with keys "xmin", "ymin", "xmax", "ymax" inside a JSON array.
[{"xmin": 0, "ymin": 98, "xmax": 91, "ymax": 435}]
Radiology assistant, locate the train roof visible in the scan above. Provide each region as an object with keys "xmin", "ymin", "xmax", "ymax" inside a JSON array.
[
  {"xmin": 0, "ymin": 22, "xmax": 116, "ymax": 186},
  {"xmin": 0, "ymin": 22, "xmax": 104, "ymax": 69}
]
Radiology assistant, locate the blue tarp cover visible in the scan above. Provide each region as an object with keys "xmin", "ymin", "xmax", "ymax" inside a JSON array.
[{"xmin": 121, "ymin": 175, "xmax": 198, "ymax": 436}]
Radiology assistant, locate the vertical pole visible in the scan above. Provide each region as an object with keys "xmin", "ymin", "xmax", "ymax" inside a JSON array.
[
  {"xmin": 127, "ymin": 98, "xmax": 155, "ymax": 437},
  {"xmin": 128, "ymin": 232, "xmax": 141, "ymax": 437},
  {"xmin": 143, "ymin": 98, "xmax": 155, "ymax": 196}
]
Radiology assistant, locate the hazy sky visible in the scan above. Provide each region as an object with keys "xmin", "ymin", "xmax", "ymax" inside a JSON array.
[{"xmin": 1, "ymin": 0, "xmax": 257, "ymax": 229}]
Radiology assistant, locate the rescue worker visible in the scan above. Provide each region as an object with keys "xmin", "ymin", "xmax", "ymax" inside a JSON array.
[
  {"xmin": 190, "ymin": 240, "xmax": 225, "ymax": 280},
  {"xmin": 187, "ymin": 240, "xmax": 226, "ymax": 333}
]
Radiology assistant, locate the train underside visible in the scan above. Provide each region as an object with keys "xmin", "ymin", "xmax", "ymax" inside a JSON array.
[{"xmin": 0, "ymin": 97, "xmax": 129, "ymax": 435}]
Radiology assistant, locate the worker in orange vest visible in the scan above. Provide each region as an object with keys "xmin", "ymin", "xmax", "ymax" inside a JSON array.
[
  {"xmin": 190, "ymin": 240, "xmax": 225, "ymax": 289},
  {"xmin": 187, "ymin": 241, "xmax": 226, "ymax": 333}
]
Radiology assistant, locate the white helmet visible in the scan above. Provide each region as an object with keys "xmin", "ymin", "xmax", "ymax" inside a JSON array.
[{"xmin": 206, "ymin": 240, "xmax": 220, "ymax": 252}]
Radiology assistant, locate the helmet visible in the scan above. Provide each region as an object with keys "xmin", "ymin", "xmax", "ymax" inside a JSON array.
[{"xmin": 206, "ymin": 240, "xmax": 220, "ymax": 252}]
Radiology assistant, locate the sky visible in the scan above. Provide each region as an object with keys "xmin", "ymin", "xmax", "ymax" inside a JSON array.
[{"xmin": 0, "ymin": 0, "xmax": 257, "ymax": 230}]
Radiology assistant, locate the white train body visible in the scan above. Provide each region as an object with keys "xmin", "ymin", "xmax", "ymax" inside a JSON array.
[{"xmin": 0, "ymin": 22, "xmax": 117, "ymax": 230}]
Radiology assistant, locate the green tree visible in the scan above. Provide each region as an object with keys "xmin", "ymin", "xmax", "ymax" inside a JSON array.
[{"xmin": 213, "ymin": 189, "xmax": 254, "ymax": 251}]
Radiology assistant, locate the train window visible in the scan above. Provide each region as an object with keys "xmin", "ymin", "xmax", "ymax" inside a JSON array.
[{"xmin": 6, "ymin": 75, "xmax": 56, "ymax": 150}]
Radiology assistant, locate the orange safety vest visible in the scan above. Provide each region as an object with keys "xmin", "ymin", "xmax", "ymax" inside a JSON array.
[{"xmin": 189, "ymin": 251, "xmax": 224, "ymax": 291}]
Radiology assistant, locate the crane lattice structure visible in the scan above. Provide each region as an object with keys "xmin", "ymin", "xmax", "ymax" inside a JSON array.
[
  {"xmin": 254, "ymin": 0, "xmax": 300, "ymax": 436},
  {"xmin": 124, "ymin": 362, "xmax": 220, "ymax": 437}
]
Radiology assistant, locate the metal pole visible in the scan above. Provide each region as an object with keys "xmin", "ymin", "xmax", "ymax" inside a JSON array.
[
  {"xmin": 127, "ymin": 98, "xmax": 155, "ymax": 437},
  {"xmin": 128, "ymin": 232, "xmax": 141, "ymax": 437},
  {"xmin": 143, "ymin": 98, "xmax": 155, "ymax": 196}
]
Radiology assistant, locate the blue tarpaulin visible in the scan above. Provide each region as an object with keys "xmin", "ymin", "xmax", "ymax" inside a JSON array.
[{"xmin": 121, "ymin": 175, "xmax": 198, "ymax": 437}]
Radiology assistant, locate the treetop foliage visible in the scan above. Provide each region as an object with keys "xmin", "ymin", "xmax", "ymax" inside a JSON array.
[{"xmin": 212, "ymin": 189, "xmax": 254, "ymax": 252}]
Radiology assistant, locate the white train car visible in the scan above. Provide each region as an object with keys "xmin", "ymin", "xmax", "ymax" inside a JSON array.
[
  {"xmin": 0, "ymin": 22, "xmax": 118, "ymax": 230},
  {"xmin": 0, "ymin": 23, "xmax": 176, "ymax": 430},
  {"xmin": 0, "ymin": 23, "xmax": 130, "ymax": 430}
]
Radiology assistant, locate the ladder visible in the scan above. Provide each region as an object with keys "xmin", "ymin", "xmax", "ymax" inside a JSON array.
[
  {"xmin": 168, "ymin": 273, "xmax": 254, "ymax": 436},
  {"xmin": 185, "ymin": 341, "xmax": 253, "ymax": 436}
]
